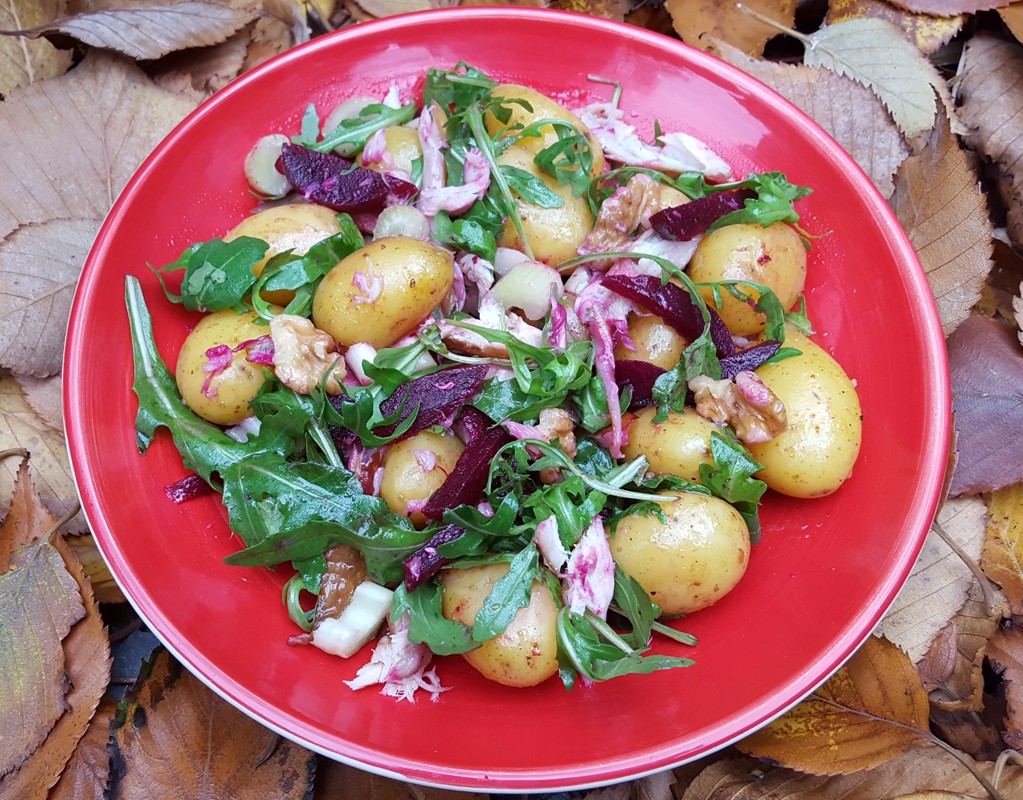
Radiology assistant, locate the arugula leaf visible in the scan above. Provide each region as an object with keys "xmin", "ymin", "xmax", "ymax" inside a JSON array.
[
  {"xmin": 472, "ymin": 376, "xmax": 571, "ymax": 423},
  {"xmin": 221, "ymin": 454, "xmax": 428, "ymax": 583},
  {"xmin": 442, "ymin": 493, "xmax": 521, "ymax": 541},
  {"xmin": 526, "ymin": 119, "xmax": 594, "ymax": 198},
  {"xmin": 708, "ymin": 172, "xmax": 812, "ymax": 232},
  {"xmin": 698, "ymin": 431, "xmax": 768, "ymax": 542},
  {"xmin": 785, "ymin": 293, "xmax": 815, "ymax": 335},
  {"xmin": 152, "ymin": 237, "xmax": 268, "ymax": 313},
  {"xmin": 610, "ymin": 567, "xmax": 661, "ymax": 649},
  {"xmin": 392, "ymin": 582, "xmax": 477, "ymax": 656},
  {"xmin": 423, "ymin": 63, "xmax": 497, "ymax": 111},
  {"xmin": 499, "ymin": 164, "xmax": 564, "ymax": 208},
  {"xmin": 433, "ymin": 212, "xmax": 497, "ymax": 263},
  {"xmin": 471, "ymin": 543, "xmax": 540, "ymax": 642},
  {"xmin": 294, "ymin": 103, "xmax": 321, "ymax": 148},
  {"xmin": 126, "ymin": 276, "xmax": 260, "ymax": 483},
  {"xmin": 308, "ymin": 102, "xmax": 417, "ymax": 155}
]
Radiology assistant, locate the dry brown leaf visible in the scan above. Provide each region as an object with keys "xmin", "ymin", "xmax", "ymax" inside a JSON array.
[
  {"xmin": 16, "ymin": 373, "xmax": 61, "ymax": 433},
  {"xmin": 889, "ymin": 112, "xmax": 993, "ymax": 335},
  {"xmin": 737, "ymin": 635, "xmax": 930, "ymax": 775},
  {"xmin": 930, "ymin": 706, "xmax": 1006, "ymax": 762},
  {"xmin": 625, "ymin": 2, "xmax": 675, "ymax": 36},
  {"xmin": 958, "ymin": 33, "xmax": 1023, "ymax": 253},
  {"xmin": 0, "ymin": 50, "xmax": 198, "ymax": 241},
  {"xmin": 665, "ymin": 0, "xmax": 797, "ymax": 57},
  {"xmin": 0, "ymin": 219, "xmax": 98, "ymax": 378},
  {"xmin": 983, "ymin": 482, "xmax": 1023, "ymax": 615},
  {"xmin": 150, "ymin": 24, "xmax": 251, "ymax": 95},
  {"xmin": 48, "ymin": 695, "xmax": 117, "ymax": 800},
  {"xmin": 976, "ymin": 234, "xmax": 1023, "ymax": 326},
  {"xmin": 0, "ymin": 541, "xmax": 83, "ymax": 780},
  {"xmin": 1, "ymin": 528, "xmax": 111, "ymax": 800},
  {"xmin": 3, "ymin": 2, "xmax": 258, "ymax": 60},
  {"xmin": 877, "ymin": 497, "xmax": 988, "ymax": 662},
  {"xmin": 461, "ymin": 0, "xmax": 548, "ymax": 6},
  {"xmin": 826, "ymin": 0, "xmax": 964, "ymax": 54},
  {"xmin": 1002, "ymin": 4, "xmax": 1023, "ymax": 45},
  {"xmin": 0, "ymin": 454, "xmax": 57, "ymax": 572},
  {"xmin": 65, "ymin": 533, "xmax": 125, "ymax": 604},
  {"xmin": 110, "ymin": 649, "xmax": 315, "ymax": 799},
  {"xmin": 711, "ymin": 39, "xmax": 910, "ymax": 199},
  {"xmin": 986, "ymin": 627, "xmax": 1023, "ymax": 750},
  {"xmin": 351, "ymin": 0, "xmax": 450, "ymax": 16},
  {"xmin": 239, "ymin": 8, "xmax": 303, "ymax": 73},
  {"xmin": 316, "ymin": 757, "xmax": 490, "ymax": 799},
  {"xmin": 550, "ymin": 0, "xmax": 624, "ymax": 19},
  {"xmin": 917, "ymin": 580, "xmax": 1008, "ymax": 712},
  {"xmin": 0, "ymin": 0, "xmax": 72, "ymax": 97},
  {"xmin": 0, "ymin": 376, "xmax": 80, "ymax": 528},
  {"xmin": 888, "ymin": 0, "xmax": 1013, "ymax": 15}
]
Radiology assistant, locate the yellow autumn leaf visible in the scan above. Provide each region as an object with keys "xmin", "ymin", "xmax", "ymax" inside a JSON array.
[
  {"xmin": 827, "ymin": 0, "xmax": 964, "ymax": 55},
  {"xmin": 982, "ymin": 482, "xmax": 1023, "ymax": 616}
]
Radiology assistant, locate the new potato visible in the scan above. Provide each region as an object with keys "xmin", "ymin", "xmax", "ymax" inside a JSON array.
[
  {"xmin": 175, "ymin": 308, "xmax": 273, "ymax": 426},
  {"xmin": 610, "ymin": 492, "xmax": 750, "ymax": 616},
  {"xmin": 749, "ymin": 329, "xmax": 862, "ymax": 498},
  {"xmin": 441, "ymin": 562, "xmax": 559, "ymax": 687},
  {"xmin": 312, "ymin": 236, "xmax": 454, "ymax": 348},
  {"xmin": 225, "ymin": 203, "xmax": 343, "ymax": 306},
  {"xmin": 495, "ymin": 145, "xmax": 593, "ymax": 266},
  {"xmin": 623, "ymin": 406, "xmax": 718, "ymax": 484},
  {"xmin": 688, "ymin": 222, "xmax": 806, "ymax": 336},
  {"xmin": 379, "ymin": 431, "xmax": 464, "ymax": 528},
  {"xmin": 615, "ymin": 313, "xmax": 687, "ymax": 371}
]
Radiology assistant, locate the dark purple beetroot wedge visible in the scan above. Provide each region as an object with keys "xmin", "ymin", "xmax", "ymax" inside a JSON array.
[
  {"xmin": 650, "ymin": 188, "xmax": 755, "ymax": 241},
  {"xmin": 279, "ymin": 143, "xmax": 416, "ymax": 213}
]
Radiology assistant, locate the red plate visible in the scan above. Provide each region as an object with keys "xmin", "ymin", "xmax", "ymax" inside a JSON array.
[{"xmin": 64, "ymin": 9, "xmax": 949, "ymax": 792}]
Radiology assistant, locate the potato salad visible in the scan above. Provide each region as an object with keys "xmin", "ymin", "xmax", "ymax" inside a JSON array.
[{"xmin": 127, "ymin": 63, "xmax": 862, "ymax": 700}]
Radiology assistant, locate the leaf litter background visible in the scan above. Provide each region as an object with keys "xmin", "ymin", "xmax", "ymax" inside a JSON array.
[{"xmin": 2, "ymin": 0, "xmax": 1023, "ymax": 797}]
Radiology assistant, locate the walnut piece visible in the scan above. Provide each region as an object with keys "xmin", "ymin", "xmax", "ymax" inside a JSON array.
[
  {"xmin": 270, "ymin": 314, "xmax": 347, "ymax": 395},
  {"xmin": 689, "ymin": 370, "xmax": 787, "ymax": 444},
  {"xmin": 536, "ymin": 407, "xmax": 577, "ymax": 484},
  {"xmin": 578, "ymin": 174, "xmax": 679, "ymax": 266}
]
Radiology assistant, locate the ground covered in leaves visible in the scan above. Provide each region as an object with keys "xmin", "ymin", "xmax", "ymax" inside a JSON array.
[{"xmin": 2, "ymin": 0, "xmax": 1023, "ymax": 798}]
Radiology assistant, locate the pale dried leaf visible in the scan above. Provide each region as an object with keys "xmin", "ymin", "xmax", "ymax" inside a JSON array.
[
  {"xmin": 917, "ymin": 580, "xmax": 1007, "ymax": 711},
  {"xmin": 6, "ymin": 2, "xmax": 258, "ymax": 60},
  {"xmin": 0, "ymin": 219, "xmax": 97, "ymax": 378},
  {"xmin": 151, "ymin": 25, "xmax": 250, "ymax": 95},
  {"xmin": 958, "ymin": 33, "xmax": 1023, "ymax": 252},
  {"xmin": 0, "ymin": 0, "xmax": 71, "ymax": 96},
  {"xmin": 982, "ymin": 482, "xmax": 1023, "ymax": 615},
  {"xmin": 805, "ymin": 17, "xmax": 955, "ymax": 141},
  {"xmin": 888, "ymin": 0, "xmax": 1013, "ymax": 15},
  {"xmin": 737, "ymin": 635, "xmax": 930, "ymax": 775},
  {"xmin": 0, "ymin": 454, "xmax": 57, "ymax": 572},
  {"xmin": 876, "ymin": 496, "xmax": 987, "ymax": 662},
  {"xmin": 462, "ymin": 0, "xmax": 549, "ymax": 6},
  {"xmin": 110, "ymin": 649, "xmax": 315, "ymax": 799},
  {"xmin": 0, "ymin": 50, "xmax": 198, "ymax": 241},
  {"xmin": 0, "ymin": 542, "xmax": 83, "ymax": 779},
  {"xmin": 1, "ymin": 532, "xmax": 111, "ymax": 799},
  {"xmin": 48, "ymin": 696, "xmax": 117, "ymax": 800},
  {"xmin": 240, "ymin": 14, "xmax": 296, "ymax": 72},
  {"xmin": 351, "ymin": 0, "xmax": 436, "ymax": 15},
  {"xmin": 682, "ymin": 747, "xmax": 1023, "ymax": 799},
  {"xmin": 65, "ymin": 533, "xmax": 125, "ymax": 604},
  {"xmin": 711, "ymin": 39, "xmax": 909, "ymax": 198},
  {"xmin": 986, "ymin": 627, "xmax": 1023, "ymax": 748},
  {"xmin": 0, "ymin": 376, "xmax": 81, "ymax": 528},
  {"xmin": 826, "ymin": 0, "xmax": 964, "ymax": 54},
  {"xmin": 16, "ymin": 373, "xmax": 62, "ymax": 433},
  {"xmin": 665, "ymin": 0, "xmax": 797, "ymax": 57},
  {"xmin": 1016, "ymin": 282, "xmax": 1023, "ymax": 346},
  {"xmin": 889, "ymin": 112, "xmax": 993, "ymax": 335}
]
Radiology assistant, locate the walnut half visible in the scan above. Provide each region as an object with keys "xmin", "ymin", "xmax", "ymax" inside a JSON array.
[
  {"xmin": 270, "ymin": 314, "xmax": 347, "ymax": 395},
  {"xmin": 689, "ymin": 371, "xmax": 787, "ymax": 444}
]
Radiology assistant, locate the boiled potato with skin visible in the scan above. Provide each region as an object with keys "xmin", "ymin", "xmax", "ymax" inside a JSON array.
[
  {"xmin": 623, "ymin": 406, "xmax": 719, "ymax": 484},
  {"xmin": 495, "ymin": 145, "xmax": 594, "ymax": 266},
  {"xmin": 688, "ymin": 222, "xmax": 806, "ymax": 336},
  {"xmin": 485, "ymin": 84, "xmax": 605, "ymax": 177},
  {"xmin": 748, "ymin": 329, "xmax": 862, "ymax": 498},
  {"xmin": 440, "ymin": 562, "xmax": 559, "ymax": 688},
  {"xmin": 225, "ymin": 203, "xmax": 344, "ymax": 306},
  {"xmin": 357, "ymin": 125, "xmax": 422, "ymax": 176},
  {"xmin": 379, "ymin": 431, "xmax": 464, "ymax": 528},
  {"xmin": 312, "ymin": 236, "xmax": 454, "ymax": 348},
  {"xmin": 615, "ymin": 313, "xmax": 687, "ymax": 371},
  {"xmin": 175, "ymin": 308, "xmax": 272, "ymax": 426},
  {"xmin": 609, "ymin": 492, "xmax": 750, "ymax": 616}
]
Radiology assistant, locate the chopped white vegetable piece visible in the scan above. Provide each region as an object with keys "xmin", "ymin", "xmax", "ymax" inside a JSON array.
[{"xmin": 311, "ymin": 581, "xmax": 394, "ymax": 658}]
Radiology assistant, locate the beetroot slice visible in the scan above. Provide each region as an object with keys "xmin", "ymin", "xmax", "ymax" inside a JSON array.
[
  {"xmin": 279, "ymin": 143, "xmax": 416, "ymax": 213},
  {"xmin": 602, "ymin": 274, "xmax": 734, "ymax": 356},
  {"xmin": 719, "ymin": 340, "xmax": 783, "ymax": 380},
  {"xmin": 164, "ymin": 474, "xmax": 213, "ymax": 503},
  {"xmin": 421, "ymin": 407, "xmax": 511, "ymax": 521},
  {"xmin": 376, "ymin": 364, "xmax": 489, "ymax": 440},
  {"xmin": 650, "ymin": 188, "xmax": 755, "ymax": 241},
  {"xmin": 614, "ymin": 359, "xmax": 666, "ymax": 406},
  {"xmin": 403, "ymin": 524, "xmax": 464, "ymax": 592}
]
